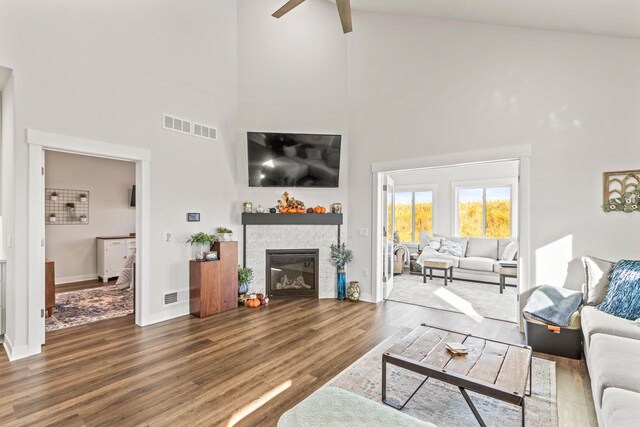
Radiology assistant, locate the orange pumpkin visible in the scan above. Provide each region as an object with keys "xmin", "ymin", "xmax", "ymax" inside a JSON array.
[
  {"xmin": 297, "ymin": 208, "xmax": 305, "ymax": 213},
  {"xmin": 314, "ymin": 206, "xmax": 322, "ymax": 214},
  {"xmin": 279, "ymin": 208, "xmax": 287, "ymax": 214},
  {"xmin": 246, "ymin": 299, "xmax": 260, "ymax": 308}
]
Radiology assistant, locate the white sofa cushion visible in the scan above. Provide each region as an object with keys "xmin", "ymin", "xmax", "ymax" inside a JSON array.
[
  {"xmin": 459, "ymin": 257, "xmax": 495, "ymax": 272},
  {"xmin": 581, "ymin": 306, "xmax": 640, "ymax": 350},
  {"xmin": 418, "ymin": 231, "xmax": 441, "ymax": 250},
  {"xmin": 602, "ymin": 388, "xmax": 640, "ymax": 427},
  {"xmin": 588, "ymin": 334, "xmax": 640, "ymax": 408},
  {"xmin": 466, "ymin": 238, "xmax": 498, "ymax": 259},
  {"xmin": 582, "ymin": 256, "xmax": 615, "ymax": 306}
]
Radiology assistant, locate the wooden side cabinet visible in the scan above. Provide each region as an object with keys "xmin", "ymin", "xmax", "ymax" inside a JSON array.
[
  {"xmin": 45, "ymin": 259, "xmax": 55, "ymax": 317},
  {"xmin": 189, "ymin": 241, "xmax": 238, "ymax": 318}
]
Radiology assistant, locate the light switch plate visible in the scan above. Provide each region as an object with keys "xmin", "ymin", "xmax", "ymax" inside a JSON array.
[
  {"xmin": 358, "ymin": 228, "xmax": 369, "ymax": 237},
  {"xmin": 162, "ymin": 232, "xmax": 172, "ymax": 242}
]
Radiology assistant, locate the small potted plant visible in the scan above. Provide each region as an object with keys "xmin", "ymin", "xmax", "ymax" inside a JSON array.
[
  {"xmin": 49, "ymin": 213, "xmax": 56, "ymax": 223},
  {"xmin": 50, "ymin": 192, "xmax": 59, "ymax": 201},
  {"xmin": 67, "ymin": 202, "xmax": 76, "ymax": 218},
  {"xmin": 187, "ymin": 232, "xmax": 215, "ymax": 261},
  {"xmin": 238, "ymin": 265, "xmax": 253, "ymax": 295},
  {"xmin": 216, "ymin": 227, "xmax": 233, "ymax": 242},
  {"xmin": 79, "ymin": 194, "xmax": 88, "ymax": 202},
  {"xmin": 79, "ymin": 215, "xmax": 88, "ymax": 223}
]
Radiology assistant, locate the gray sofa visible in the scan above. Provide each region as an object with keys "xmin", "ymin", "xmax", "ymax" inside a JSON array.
[
  {"xmin": 581, "ymin": 306, "xmax": 640, "ymax": 426},
  {"xmin": 416, "ymin": 232, "xmax": 518, "ymax": 285}
]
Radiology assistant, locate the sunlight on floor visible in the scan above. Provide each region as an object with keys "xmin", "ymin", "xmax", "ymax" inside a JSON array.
[
  {"xmin": 226, "ymin": 380, "xmax": 292, "ymax": 427},
  {"xmin": 433, "ymin": 287, "xmax": 485, "ymax": 322}
]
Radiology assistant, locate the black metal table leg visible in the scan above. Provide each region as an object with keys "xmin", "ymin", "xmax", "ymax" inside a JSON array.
[
  {"xmin": 449, "ymin": 267, "xmax": 453, "ymax": 283},
  {"xmin": 423, "ymin": 266, "xmax": 426, "ymax": 283},
  {"xmin": 430, "ymin": 268, "xmax": 433, "ymax": 280},
  {"xmin": 382, "ymin": 355, "xmax": 429, "ymax": 410},
  {"xmin": 459, "ymin": 387, "xmax": 487, "ymax": 427},
  {"xmin": 526, "ymin": 349, "xmax": 532, "ymax": 396},
  {"xmin": 443, "ymin": 267, "xmax": 447, "ymax": 286}
]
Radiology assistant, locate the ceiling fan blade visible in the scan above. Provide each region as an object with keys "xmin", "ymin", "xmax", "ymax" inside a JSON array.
[
  {"xmin": 336, "ymin": 0, "xmax": 352, "ymax": 33},
  {"xmin": 272, "ymin": 0, "xmax": 306, "ymax": 19}
]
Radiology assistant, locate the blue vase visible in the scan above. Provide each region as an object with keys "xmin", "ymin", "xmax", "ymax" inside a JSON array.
[
  {"xmin": 238, "ymin": 282, "xmax": 249, "ymax": 295},
  {"xmin": 337, "ymin": 266, "xmax": 346, "ymax": 300}
]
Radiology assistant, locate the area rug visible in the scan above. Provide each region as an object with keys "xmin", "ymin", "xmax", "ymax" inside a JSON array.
[
  {"xmin": 388, "ymin": 274, "xmax": 518, "ymax": 323},
  {"xmin": 45, "ymin": 284, "xmax": 134, "ymax": 332},
  {"xmin": 323, "ymin": 328, "xmax": 557, "ymax": 427}
]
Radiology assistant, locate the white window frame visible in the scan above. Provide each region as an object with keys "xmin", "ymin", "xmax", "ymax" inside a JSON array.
[
  {"xmin": 452, "ymin": 178, "xmax": 518, "ymax": 238},
  {"xmin": 393, "ymin": 184, "xmax": 437, "ymax": 244}
]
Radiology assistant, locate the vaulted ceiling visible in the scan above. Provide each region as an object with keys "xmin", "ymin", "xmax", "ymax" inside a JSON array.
[{"xmin": 343, "ymin": 0, "xmax": 640, "ymax": 39}]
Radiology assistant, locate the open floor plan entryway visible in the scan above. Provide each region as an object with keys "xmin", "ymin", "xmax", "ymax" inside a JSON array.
[{"xmin": 379, "ymin": 159, "xmax": 522, "ymax": 324}]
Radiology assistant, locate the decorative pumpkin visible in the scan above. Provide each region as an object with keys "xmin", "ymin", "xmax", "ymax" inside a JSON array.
[
  {"xmin": 307, "ymin": 207, "xmax": 314, "ymax": 213},
  {"xmin": 279, "ymin": 208, "xmax": 287, "ymax": 214},
  {"xmin": 245, "ymin": 299, "xmax": 260, "ymax": 308}
]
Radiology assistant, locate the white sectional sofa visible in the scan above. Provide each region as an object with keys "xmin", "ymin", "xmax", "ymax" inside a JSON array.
[
  {"xmin": 581, "ymin": 306, "xmax": 640, "ymax": 427},
  {"xmin": 415, "ymin": 232, "xmax": 518, "ymax": 285}
]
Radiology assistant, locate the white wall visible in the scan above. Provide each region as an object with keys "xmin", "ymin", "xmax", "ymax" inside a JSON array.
[
  {"xmin": 44, "ymin": 151, "xmax": 136, "ymax": 284},
  {"xmin": 347, "ymin": 12, "xmax": 640, "ymax": 298},
  {"xmin": 1, "ymin": 72, "xmax": 15, "ymax": 343},
  {"xmin": 236, "ymin": 0, "xmax": 348, "ymax": 228},
  {"xmin": 0, "ymin": 0, "xmax": 239, "ymax": 356},
  {"xmin": 390, "ymin": 160, "xmax": 519, "ymax": 238}
]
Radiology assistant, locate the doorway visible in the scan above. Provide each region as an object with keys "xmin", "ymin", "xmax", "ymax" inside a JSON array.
[
  {"xmin": 27, "ymin": 129, "xmax": 151, "ymax": 352},
  {"xmin": 44, "ymin": 151, "xmax": 136, "ymax": 333},
  {"xmin": 374, "ymin": 157, "xmax": 531, "ymax": 328}
]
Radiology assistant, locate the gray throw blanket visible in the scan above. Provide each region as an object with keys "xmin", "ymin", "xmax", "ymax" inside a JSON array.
[{"xmin": 523, "ymin": 285, "xmax": 583, "ymax": 327}]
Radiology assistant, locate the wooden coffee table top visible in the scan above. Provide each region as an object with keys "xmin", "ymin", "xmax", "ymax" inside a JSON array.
[{"xmin": 384, "ymin": 324, "xmax": 531, "ymax": 404}]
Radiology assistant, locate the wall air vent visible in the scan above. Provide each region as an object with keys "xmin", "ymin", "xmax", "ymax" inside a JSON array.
[
  {"xmin": 163, "ymin": 114, "xmax": 192, "ymax": 135},
  {"xmin": 193, "ymin": 123, "xmax": 217, "ymax": 141},
  {"xmin": 163, "ymin": 114, "xmax": 217, "ymax": 141},
  {"xmin": 163, "ymin": 291, "xmax": 178, "ymax": 305}
]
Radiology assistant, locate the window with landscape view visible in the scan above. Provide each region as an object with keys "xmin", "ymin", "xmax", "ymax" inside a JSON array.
[
  {"xmin": 392, "ymin": 191, "xmax": 433, "ymax": 243},
  {"xmin": 456, "ymin": 186, "xmax": 512, "ymax": 238}
]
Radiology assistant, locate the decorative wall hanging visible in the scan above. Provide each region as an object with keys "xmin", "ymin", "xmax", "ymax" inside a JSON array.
[
  {"xmin": 46, "ymin": 188, "xmax": 90, "ymax": 224},
  {"xmin": 602, "ymin": 170, "xmax": 640, "ymax": 213}
]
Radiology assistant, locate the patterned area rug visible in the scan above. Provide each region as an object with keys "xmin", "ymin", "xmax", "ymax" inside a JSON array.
[
  {"xmin": 388, "ymin": 274, "xmax": 518, "ymax": 323},
  {"xmin": 45, "ymin": 284, "xmax": 134, "ymax": 332},
  {"xmin": 326, "ymin": 328, "xmax": 557, "ymax": 427}
]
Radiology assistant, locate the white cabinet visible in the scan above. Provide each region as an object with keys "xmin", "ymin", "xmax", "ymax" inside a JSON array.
[{"xmin": 97, "ymin": 237, "xmax": 135, "ymax": 282}]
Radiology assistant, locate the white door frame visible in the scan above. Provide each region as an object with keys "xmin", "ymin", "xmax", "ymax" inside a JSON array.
[
  {"xmin": 27, "ymin": 129, "xmax": 151, "ymax": 351},
  {"xmin": 371, "ymin": 145, "xmax": 531, "ymax": 331}
]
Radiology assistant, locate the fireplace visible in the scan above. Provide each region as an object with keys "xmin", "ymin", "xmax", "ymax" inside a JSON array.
[{"xmin": 266, "ymin": 249, "xmax": 319, "ymax": 299}]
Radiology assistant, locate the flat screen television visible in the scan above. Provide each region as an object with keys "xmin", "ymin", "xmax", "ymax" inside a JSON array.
[{"xmin": 247, "ymin": 132, "xmax": 342, "ymax": 188}]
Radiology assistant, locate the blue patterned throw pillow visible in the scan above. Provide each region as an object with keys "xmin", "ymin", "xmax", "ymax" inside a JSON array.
[
  {"xmin": 598, "ymin": 260, "xmax": 640, "ymax": 320},
  {"xmin": 440, "ymin": 240, "xmax": 464, "ymax": 257}
]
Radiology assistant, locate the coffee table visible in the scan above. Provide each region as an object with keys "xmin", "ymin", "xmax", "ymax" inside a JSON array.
[{"xmin": 382, "ymin": 323, "xmax": 532, "ymax": 427}]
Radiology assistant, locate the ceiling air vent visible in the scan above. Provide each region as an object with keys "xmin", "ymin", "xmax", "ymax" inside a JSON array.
[
  {"xmin": 163, "ymin": 114, "xmax": 217, "ymax": 141},
  {"xmin": 163, "ymin": 291, "xmax": 178, "ymax": 306}
]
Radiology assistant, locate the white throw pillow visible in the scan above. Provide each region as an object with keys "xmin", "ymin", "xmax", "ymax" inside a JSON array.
[
  {"xmin": 428, "ymin": 240, "xmax": 441, "ymax": 250},
  {"xmin": 501, "ymin": 241, "xmax": 518, "ymax": 261},
  {"xmin": 440, "ymin": 239, "xmax": 464, "ymax": 257},
  {"xmin": 582, "ymin": 256, "xmax": 615, "ymax": 306}
]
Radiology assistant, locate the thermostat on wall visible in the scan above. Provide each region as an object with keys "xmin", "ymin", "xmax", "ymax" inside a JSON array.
[{"xmin": 187, "ymin": 213, "xmax": 200, "ymax": 222}]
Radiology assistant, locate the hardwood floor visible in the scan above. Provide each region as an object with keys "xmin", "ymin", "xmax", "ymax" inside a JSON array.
[{"xmin": 0, "ymin": 299, "xmax": 596, "ymax": 426}]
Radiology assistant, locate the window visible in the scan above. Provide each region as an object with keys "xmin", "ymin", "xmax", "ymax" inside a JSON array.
[
  {"xmin": 456, "ymin": 186, "xmax": 512, "ymax": 238},
  {"xmin": 393, "ymin": 191, "xmax": 433, "ymax": 243}
]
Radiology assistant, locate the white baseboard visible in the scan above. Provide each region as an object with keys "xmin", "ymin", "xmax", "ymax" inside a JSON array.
[
  {"xmin": 55, "ymin": 273, "xmax": 97, "ymax": 285},
  {"xmin": 2, "ymin": 334, "xmax": 31, "ymax": 361},
  {"xmin": 142, "ymin": 304, "xmax": 190, "ymax": 326},
  {"xmin": 359, "ymin": 293, "xmax": 374, "ymax": 303}
]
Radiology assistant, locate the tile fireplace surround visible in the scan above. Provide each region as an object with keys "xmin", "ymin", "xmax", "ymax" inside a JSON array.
[{"xmin": 244, "ymin": 223, "xmax": 343, "ymax": 298}]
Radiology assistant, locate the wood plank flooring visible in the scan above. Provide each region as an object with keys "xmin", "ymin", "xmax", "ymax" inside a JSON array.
[
  {"xmin": 54, "ymin": 279, "xmax": 115, "ymax": 293},
  {"xmin": 0, "ymin": 299, "xmax": 596, "ymax": 426}
]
